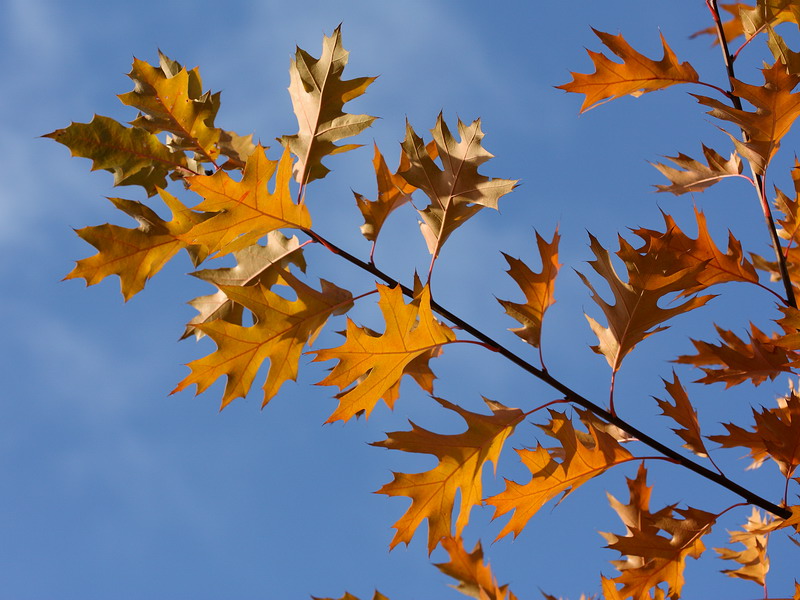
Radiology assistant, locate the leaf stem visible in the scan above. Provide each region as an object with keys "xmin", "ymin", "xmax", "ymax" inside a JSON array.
[
  {"xmin": 303, "ymin": 225, "xmax": 792, "ymax": 520},
  {"xmin": 706, "ymin": 0, "xmax": 798, "ymax": 309}
]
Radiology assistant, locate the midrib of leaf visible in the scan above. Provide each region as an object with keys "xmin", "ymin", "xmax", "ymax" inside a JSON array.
[
  {"xmin": 297, "ymin": 42, "xmax": 337, "ymax": 190},
  {"xmin": 431, "ymin": 127, "xmax": 479, "ymax": 260}
]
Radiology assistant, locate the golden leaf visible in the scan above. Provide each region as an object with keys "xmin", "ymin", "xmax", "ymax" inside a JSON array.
[
  {"xmin": 373, "ymin": 398, "xmax": 523, "ymax": 553},
  {"xmin": 311, "ymin": 284, "xmax": 456, "ymax": 422},
  {"xmin": 172, "ymin": 271, "xmax": 353, "ymax": 409}
]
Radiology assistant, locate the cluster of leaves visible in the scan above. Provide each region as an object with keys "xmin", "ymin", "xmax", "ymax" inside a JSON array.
[{"xmin": 47, "ymin": 4, "xmax": 800, "ymax": 599}]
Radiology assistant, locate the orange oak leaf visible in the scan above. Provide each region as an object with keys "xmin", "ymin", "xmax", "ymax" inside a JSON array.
[
  {"xmin": 631, "ymin": 208, "xmax": 759, "ymax": 296},
  {"xmin": 601, "ymin": 464, "xmax": 716, "ymax": 600},
  {"xmin": 435, "ymin": 536, "xmax": 518, "ymax": 600},
  {"xmin": 311, "ymin": 284, "xmax": 456, "ymax": 423},
  {"xmin": 44, "ymin": 115, "xmax": 188, "ymax": 196},
  {"xmin": 497, "ymin": 229, "xmax": 560, "ymax": 349},
  {"xmin": 279, "ymin": 25, "xmax": 376, "ymax": 186},
  {"xmin": 693, "ymin": 62, "xmax": 800, "ymax": 174},
  {"xmin": 487, "ymin": 410, "xmax": 634, "ymax": 540},
  {"xmin": 654, "ymin": 372, "xmax": 709, "ymax": 458},
  {"xmin": 715, "ymin": 508, "xmax": 771, "ymax": 586},
  {"xmin": 180, "ymin": 146, "xmax": 311, "ymax": 256},
  {"xmin": 172, "ymin": 270, "xmax": 353, "ymax": 409},
  {"xmin": 577, "ymin": 233, "xmax": 713, "ymax": 374},
  {"xmin": 118, "ymin": 52, "xmax": 221, "ymax": 163},
  {"xmin": 312, "ymin": 593, "xmax": 389, "ymax": 600},
  {"xmin": 558, "ymin": 29, "xmax": 699, "ymax": 112},
  {"xmin": 709, "ymin": 391, "xmax": 800, "ymax": 476},
  {"xmin": 400, "ymin": 114, "xmax": 518, "ymax": 262},
  {"xmin": 353, "ymin": 143, "xmax": 417, "ymax": 245},
  {"xmin": 181, "ymin": 231, "xmax": 306, "ymax": 340},
  {"xmin": 372, "ymin": 398, "xmax": 523, "ymax": 553},
  {"xmin": 773, "ymin": 158, "xmax": 800, "ymax": 246},
  {"xmin": 651, "ymin": 145, "xmax": 743, "ymax": 195},
  {"xmin": 65, "ymin": 188, "xmax": 210, "ymax": 300},
  {"xmin": 675, "ymin": 324, "xmax": 797, "ymax": 387}
]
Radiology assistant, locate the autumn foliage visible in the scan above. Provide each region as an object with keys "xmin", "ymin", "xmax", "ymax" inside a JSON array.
[{"xmin": 47, "ymin": 5, "xmax": 800, "ymax": 599}]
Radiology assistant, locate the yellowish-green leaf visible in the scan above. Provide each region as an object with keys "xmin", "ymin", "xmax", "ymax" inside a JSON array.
[{"xmin": 44, "ymin": 115, "xmax": 188, "ymax": 196}]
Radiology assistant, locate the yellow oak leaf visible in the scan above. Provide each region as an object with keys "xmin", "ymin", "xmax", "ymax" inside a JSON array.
[
  {"xmin": 602, "ymin": 465, "xmax": 716, "ymax": 600},
  {"xmin": 497, "ymin": 229, "xmax": 560, "ymax": 349},
  {"xmin": 558, "ymin": 29, "xmax": 698, "ymax": 112},
  {"xmin": 435, "ymin": 536, "xmax": 519, "ymax": 600},
  {"xmin": 172, "ymin": 271, "xmax": 353, "ymax": 409},
  {"xmin": 400, "ymin": 114, "xmax": 518, "ymax": 262},
  {"xmin": 279, "ymin": 25, "xmax": 376, "ymax": 186},
  {"xmin": 577, "ymin": 234, "xmax": 713, "ymax": 374},
  {"xmin": 65, "ymin": 188, "xmax": 210, "ymax": 300},
  {"xmin": 487, "ymin": 410, "xmax": 634, "ymax": 540},
  {"xmin": 311, "ymin": 284, "xmax": 456, "ymax": 422},
  {"xmin": 118, "ymin": 52, "xmax": 221, "ymax": 163},
  {"xmin": 372, "ymin": 398, "xmax": 523, "ymax": 553},
  {"xmin": 44, "ymin": 115, "xmax": 187, "ymax": 196},
  {"xmin": 181, "ymin": 146, "xmax": 311, "ymax": 256},
  {"xmin": 715, "ymin": 508, "xmax": 771, "ymax": 586}
]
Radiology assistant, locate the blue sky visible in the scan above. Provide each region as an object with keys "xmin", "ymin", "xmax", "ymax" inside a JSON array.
[{"xmin": 3, "ymin": 0, "xmax": 799, "ymax": 598}]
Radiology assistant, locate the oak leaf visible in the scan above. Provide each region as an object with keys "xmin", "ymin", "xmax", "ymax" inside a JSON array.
[
  {"xmin": 311, "ymin": 284, "xmax": 456, "ymax": 423},
  {"xmin": 180, "ymin": 146, "xmax": 312, "ymax": 256},
  {"xmin": 631, "ymin": 208, "xmax": 759, "ymax": 295},
  {"xmin": 675, "ymin": 324, "xmax": 797, "ymax": 387},
  {"xmin": 400, "ymin": 114, "xmax": 518, "ymax": 262},
  {"xmin": 172, "ymin": 271, "xmax": 353, "ymax": 409},
  {"xmin": 487, "ymin": 410, "xmax": 634, "ymax": 540},
  {"xmin": 577, "ymin": 234, "xmax": 713, "ymax": 374},
  {"xmin": 435, "ymin": 536, "xmax": 518, "ymax": 600},
  {"xmin": 312, "ymin": 593, "xmax": 389, "ymax": 600},
  {"xmin": 65, "ymin": 188, "xmax": 210, "ymax": 300},
  {"xmin": 353, "ymin": 143, "xmax": 417, "ymax": 245},
  {"xmin": 693, "ymin": 1, "xmax": 800, "ymax": 43},
  {"xmin": 693, "ymin": 61, "xmax": 800, "ymax": 174},
  {"xmin": 558, "ymin": 29, "xmax": 699, "ymax": 112},
  {"xmin": 709, "ymin": 391, "xmax": 800, "ymax": 476},
  {"xmin": 44, "ymin": 115, "xmax": 187, "ymax": 196},
  {"xmin": 118, "ymin": 52, "xmax": 221, "ymax": 164},
  {"xmin": 601, "ymin": 464, "xmax": 716, "ymax": 600},
  {"xmin": 181, "ymin": 231, "xmax": 306, "ymax": 340},
  {"xmin": 279, "ymin": 25, "xmax": 376, "ymax": 186},
  {"xmin": 654, "ymin": 372, "xmax": 709, "ymax": 458},
  {"xmin": 715, "ymin": 508, "xmax": 771, "ymax": 586},
  {"xmin": 651, "ymin": 145, "xmax": 743, "ymax": 195},
  {"xmin": 373, "ymin": 398, "xmax": 523, "ymax": 553},
  {"xmin": 497, "ymin": 229, "xmax": 560, "ymax": 349}
]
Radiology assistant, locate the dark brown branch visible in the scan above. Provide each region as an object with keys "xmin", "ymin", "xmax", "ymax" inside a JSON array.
[
  {"xmin": 706, "ymin": 0, "xmax": 797, "ymax": 309},
  {"xmin": 301, "ymin": 226, "xmax": 792, "ymax": 520}
]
